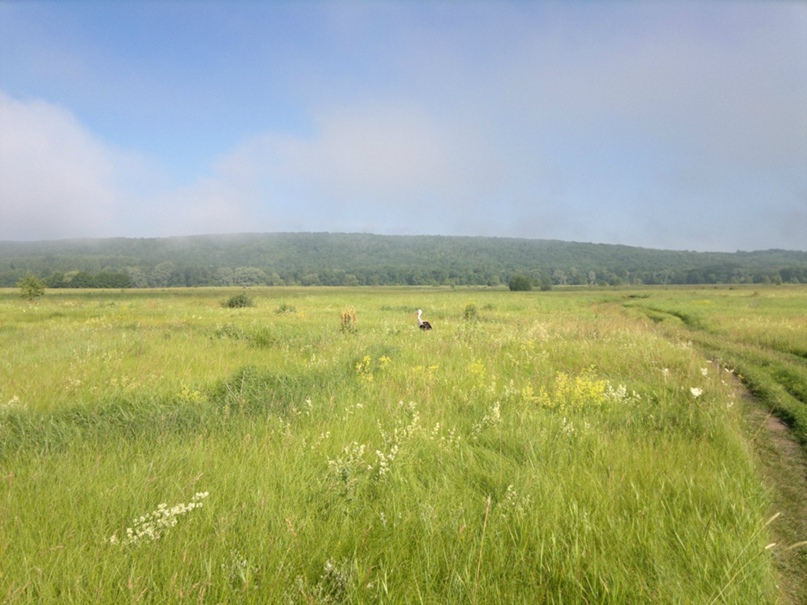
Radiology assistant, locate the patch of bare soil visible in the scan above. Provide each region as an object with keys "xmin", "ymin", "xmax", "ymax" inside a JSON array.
[{"xmin": 740, "ymin": 385, "xmax": 807, "ymax": 605}]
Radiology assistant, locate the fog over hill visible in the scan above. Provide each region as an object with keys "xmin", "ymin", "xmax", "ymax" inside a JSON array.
[{"xmin": 1, "ymin": 233, "xmax": 806, "ymax": 288}]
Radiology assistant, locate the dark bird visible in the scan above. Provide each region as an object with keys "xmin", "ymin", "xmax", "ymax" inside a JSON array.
[{"xmin": 417, "ymin": 309, "xmax": 433, "ymax": 330}]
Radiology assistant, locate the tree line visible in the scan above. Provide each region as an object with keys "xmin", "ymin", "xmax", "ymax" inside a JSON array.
[{"xmin": 2, "ymin": 232, "xmax": 806, "ymax": 288}]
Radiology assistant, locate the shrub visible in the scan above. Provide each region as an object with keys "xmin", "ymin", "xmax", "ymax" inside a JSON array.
[
  {"xmin": 508, "ymin": 275, "xmax": 532, "ymax": 291},
  {"xmin": 223, "ymin": 293, "xmax": 254, "ymax": 308}
]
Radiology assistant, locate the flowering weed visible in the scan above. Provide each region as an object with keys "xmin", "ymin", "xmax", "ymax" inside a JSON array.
[
  {"xmin": 287, "ymin": 558, "xmax": 354, "ymax": 605},
  {"xmin": 536, "ymin": 368, "xmax": 609, "ymax": 412}
]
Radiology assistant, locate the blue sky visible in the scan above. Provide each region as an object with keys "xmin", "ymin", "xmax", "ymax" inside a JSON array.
[{"xmin": 1, "ymin": 1, "xmax": 805, "ymax": 251}]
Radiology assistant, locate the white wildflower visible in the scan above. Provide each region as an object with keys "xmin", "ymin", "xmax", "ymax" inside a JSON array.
[
  {"xmin": 2, "ymin": 395, "xmax": 24, "ymax": 410},
  {"xmin": 375, "ymin": 444, "xmax": 398, "ymax": 478},
  {"xmin": 472, "ymin": 401, "xmax": 503, "ymax": 435},
  {"xmin": 561, "ymin": 417, "xmax": 576, "ymax": 436},
  {"xmin": 690, "ymin": 387, "xmax": 703, "ymax": 398},
  {"xmin": 605, "ymin": 383, "xmax": 641, "ymax": 404},
  {"xmin": 222, "ymin": 549, "xmax": 250, "ymax": 586},
  {"xmin": 498, "ymin": 484, "xmax": 532, "ymax": 520},
  {"xmin": 111, "ymin": 491, "xmax": 209, "ymax": 547}
]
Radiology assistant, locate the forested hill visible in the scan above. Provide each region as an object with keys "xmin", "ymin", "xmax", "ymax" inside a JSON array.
[{"xmin": 2, "ymin": 232, "xmax": 806, "ymax": 288}]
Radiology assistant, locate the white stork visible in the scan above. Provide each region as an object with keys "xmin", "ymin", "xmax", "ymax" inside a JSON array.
[{"xmin": 417, "ymin": 309, "xmax": 433, "ymax": 330}]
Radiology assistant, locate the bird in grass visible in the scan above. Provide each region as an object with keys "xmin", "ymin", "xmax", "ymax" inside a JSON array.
[{"xmin": 417, "ymin": 309, "xmax": 433, "ymax": 330}]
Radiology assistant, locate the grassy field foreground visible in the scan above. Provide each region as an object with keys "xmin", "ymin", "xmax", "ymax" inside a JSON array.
[{"xmin": 0, "ymin": 286, "xmax": 803, "ymax": 603}]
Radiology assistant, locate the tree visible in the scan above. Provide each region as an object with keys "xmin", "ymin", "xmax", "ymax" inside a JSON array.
[
  {"xmin": 71, "ymin": 271, "xmax": 96, "ymax": 288},
  {"xmin": 95, "ymin": 271, "xmax": 132, "ymax": 288},
  {"xmin": 125, "ymin": 266, "xmax": 149, "ymax": 288},
  {"xmin": 216, "ymin": 267, "xmax": 235, "ymax": 286},
  {"xmin": 45, "ymin": 272, "xmax": 67, "ymax": 288},
  {"xmin": 233, "ymin": 266, "xmax": 268, "ymax": 286},
  {"xmin": 18, "ymin": 274, "xmax": 45, "ymax": 301},
  {"xmin": 150, "ymin": 261, "xmax": 176, "ymax": 287},
  {"xmin": 551, "ymin": 269, "xmax": 567, "ymax": 286},
  {"xmin": 301, "ymin": 272, "xmax": 320, "ymax": 286}
]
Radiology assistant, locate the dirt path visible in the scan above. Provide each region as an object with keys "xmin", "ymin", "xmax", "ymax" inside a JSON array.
[{"xmin": 740, "ymin": 385, "xmax": 807, "ymax": 605}]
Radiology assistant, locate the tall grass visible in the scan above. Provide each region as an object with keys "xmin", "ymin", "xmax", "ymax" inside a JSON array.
[{"xmin": 0, "ymin": 287, "xmax": 787, "ymax": 603}]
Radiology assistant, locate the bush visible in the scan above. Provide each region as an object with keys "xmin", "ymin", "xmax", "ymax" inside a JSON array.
[
  {"xmin": 223, "ymin": 293, "xmax": 254, "ymax": 308},
  {"xmin": 508, "ymin": 275, "xmax": 532, "ymax": 291}
]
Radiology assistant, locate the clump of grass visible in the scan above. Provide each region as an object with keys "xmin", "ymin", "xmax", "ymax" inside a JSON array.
[
  {"xmin": 248, "ymin": 326, "xmax": 277, "ymax": 349},
  {"xmin": 212, "ymin": 322, "xmax": 245, "ymax": 340}
]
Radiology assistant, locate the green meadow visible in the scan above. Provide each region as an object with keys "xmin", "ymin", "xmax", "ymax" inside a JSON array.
[{"xmin": 1, "ymin": 286, "xmax": 805, "ymax": 603}]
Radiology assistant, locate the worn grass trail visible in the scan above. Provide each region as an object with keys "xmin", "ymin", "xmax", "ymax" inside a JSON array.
[
  {"xmin": 622, "ymin": 287, "xmax": 807, "ymax": 444},
  {"xmin": 620, "ymin": 285, "xmax": 807, "ymax": 604},
  {"xmin": 0, "ymin": 287, "xmax": 795, "ymax": 603}
]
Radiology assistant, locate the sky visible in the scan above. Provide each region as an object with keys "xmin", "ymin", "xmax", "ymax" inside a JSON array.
[{"xmin": 0, "ymin": 1, "xmax": 805, "ymax": 251}]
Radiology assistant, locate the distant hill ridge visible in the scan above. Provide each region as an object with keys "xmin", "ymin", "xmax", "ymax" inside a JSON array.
[{"xmin": 1, "ymin": 232, "xmax": 806, "ymax": 287}]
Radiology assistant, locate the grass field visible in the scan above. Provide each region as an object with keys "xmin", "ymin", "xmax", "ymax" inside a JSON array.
[{"xmin": 1, "ymin": 285, "xmax": 805, "ymax": 603}]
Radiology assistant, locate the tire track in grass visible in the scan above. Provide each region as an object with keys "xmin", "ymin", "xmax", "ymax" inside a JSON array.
[{"xmin": 619, "ymin": 297, "xmax": 807, "ymax": 604}]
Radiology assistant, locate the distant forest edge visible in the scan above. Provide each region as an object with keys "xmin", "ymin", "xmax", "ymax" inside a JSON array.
[{"xmin": 2, "ymin": 232, "xmax": 807, "ymax": 288}]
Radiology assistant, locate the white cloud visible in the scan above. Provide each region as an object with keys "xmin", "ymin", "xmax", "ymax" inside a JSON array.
[
  {"xmin": 0, "ymin": 90, "xmax": 258, "ymax": 240},
  {"xmin": 0, "ymin": 91, "xmax": 131, "ymax": 240}
]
